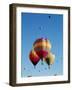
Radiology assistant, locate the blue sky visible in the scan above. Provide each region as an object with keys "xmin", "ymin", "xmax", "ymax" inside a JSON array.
[{"xmin": 21, "ymin": 13, "xmax": 63, "ymax": 77}]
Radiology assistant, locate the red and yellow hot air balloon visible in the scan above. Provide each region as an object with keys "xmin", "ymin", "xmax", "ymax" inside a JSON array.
[
  {"xmin": 33, "ymin": 38, "xmax": 51, "ymax": 60},
  {"xmin": 29, "ymin": 50, "xmax": 40, "ymax": 67}
]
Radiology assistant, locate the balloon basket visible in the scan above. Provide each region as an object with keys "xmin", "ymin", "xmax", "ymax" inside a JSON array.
[
  {"xmin": 34, "ymin": 66, "xmax": 36, "ymax": 69},
  {"xmin": 41, "ymin": 61, "xmax": 44, "ymax": 65},
  {"xmin": 48, "ymin": 65, "xmax": 50, "ymax": 69}
]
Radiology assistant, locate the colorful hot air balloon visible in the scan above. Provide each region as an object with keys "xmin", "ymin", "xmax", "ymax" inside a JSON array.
[
  {"xmin": 33, "ymin": 38, "xmax": 51, "ymax": 60},
  {"xmin": 29, "ymin": 37, "xmax": 55, "ymax": 69},
  {"xmin": 29, "ymin": 50, "xmax": 40, "ymax": 67},
  {"xmin": 44, "ymin": 52, "xmax": 55, "ymax": 68}
]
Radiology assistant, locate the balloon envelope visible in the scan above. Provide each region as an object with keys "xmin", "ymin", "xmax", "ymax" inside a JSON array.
[
  {"xmin": 44, "ymin": 53, "xmax": 55, "ymax": 66},
  {"xmin": 35, "ymin": 50, "xmax": 48, "ymax": 60},
  {"xmin": 33, "ymin": 38, "xmax": 51, "ymax": 59},
  {"xmin": 29, "ymin": 50, "xmax": 40, "ymax": 66}
]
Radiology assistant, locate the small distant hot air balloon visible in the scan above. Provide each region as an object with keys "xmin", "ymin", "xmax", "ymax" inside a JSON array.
[
  {"xmin": 44, "ymin": 52, "xmax": 55, "ymax": 69},
  {"xmin": 33, "ymin": 38, "xmax": 51, "ymax": 61},
  {"xmin": 29, "ymin": 50, "xmax": 40, "ymax": 68}
]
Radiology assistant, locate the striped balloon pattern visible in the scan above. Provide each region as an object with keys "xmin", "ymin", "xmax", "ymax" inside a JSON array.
[{"xmin": 29, "ymin": 38, "xmax": 55, "ymax": 68}]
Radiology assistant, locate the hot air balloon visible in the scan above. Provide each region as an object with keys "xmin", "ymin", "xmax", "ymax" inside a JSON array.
[
  {"xmin": 29, "ymin": 50, "xmax": 40, "ymax": 68},
  {"xmin": 33, "ymin": 38, "xmax": 51, "ymax": 61},
  {"xmin": 44, "ymin": 52, "xmax": 55, "ymax": 69}
]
